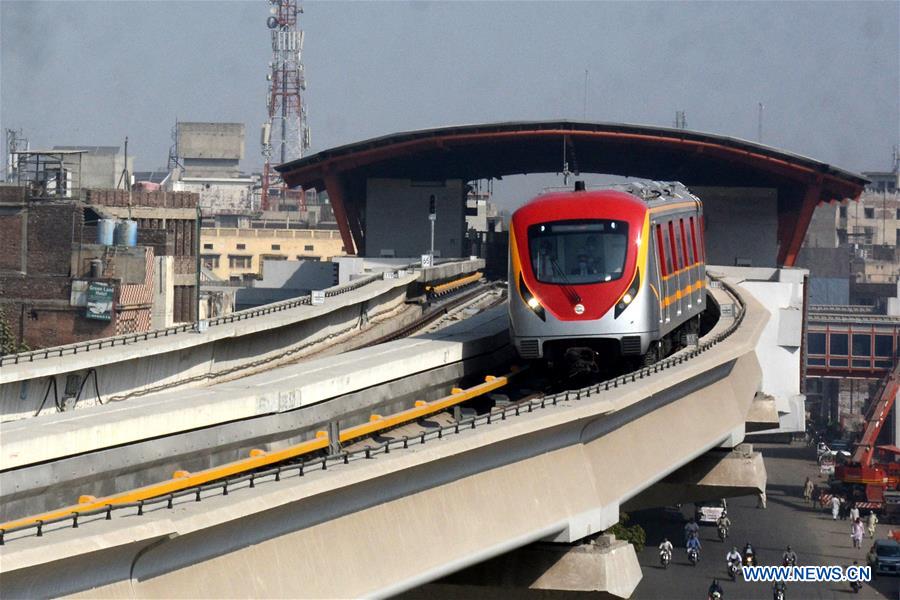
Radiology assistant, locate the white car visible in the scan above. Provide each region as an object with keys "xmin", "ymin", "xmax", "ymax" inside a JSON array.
[{"xmin": 695, "ymin": 499, "xmax": 727, "ymax": 524}]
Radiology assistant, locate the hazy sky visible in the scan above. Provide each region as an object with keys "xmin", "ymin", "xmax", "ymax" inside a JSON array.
[{"xmin": 1, "ymin": 1, "xmax": 898, "ymax": 209}]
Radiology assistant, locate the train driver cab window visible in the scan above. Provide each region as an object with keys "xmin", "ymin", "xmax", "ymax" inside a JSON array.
[{"xmin": 528, "ymin": 220, "xmax": 629, "ymax": 284}]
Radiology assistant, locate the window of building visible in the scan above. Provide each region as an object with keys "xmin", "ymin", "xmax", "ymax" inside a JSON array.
[
  {"xmin": 829, "ymin": 333, "xmax": 848, "ymax": 356},
  {"xmin": 874, "ymin": 335, "xmax": 893, "ymax": 357},
  {"xmin": 896, "ymin": 208, "xmax": 900, "ymax": 220},
  {"xmin": 229, "ymin": 255, "xmax": 252, "ymax": 269},
  {"xmin": 203, "ymin": 243, "xmax": 213, "ymax": 250},
  {"xmin": 807, "ymin": 332, "xmax": 826, "ymax": 355},
  {"xmin": 864, "ymin": 207, "xmax": 875, "ymax": 219},
  {"xmin": 304, "ymin": 245, "xmax": 314, "ymax": 252},
  {"xmin": 896, "ymin": 228, "xmax": 900, "ymax": 246},
  {"xmin": 236, "ymin": 243, "xmax": 246, "ymax": 250},
  {"xmin": 271, "ymin": 244, "xmax": 281, "ymax": 251},
  {"xmin": 839, "ymin": 206, "xmax": 847, "ymax": 218},
  {"xmin": 202, "ymin": 254, "xmax": 220, "ymax": 269},
  {"xmin": 837, "ymin": 229, "xmax": 848, "ymax": 245},
  {"xmin": 851, "ymin": 334, "xmax": 871, "ymax": 356}
]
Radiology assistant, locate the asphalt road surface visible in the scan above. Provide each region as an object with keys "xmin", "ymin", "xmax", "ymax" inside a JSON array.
[{"xmin": 631, "ymin": 442, "xmax": 900, "ymax": 600}]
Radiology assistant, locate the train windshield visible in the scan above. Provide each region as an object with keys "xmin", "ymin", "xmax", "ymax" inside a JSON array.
[{"xmin": 528, "ymin": 220, "xmax": 629, "ymax": 284}]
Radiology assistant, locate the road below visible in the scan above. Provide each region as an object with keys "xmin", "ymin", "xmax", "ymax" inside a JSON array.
[{"xmin": 631, "ymin": 442, "xmax": 899, "ymax": 599}]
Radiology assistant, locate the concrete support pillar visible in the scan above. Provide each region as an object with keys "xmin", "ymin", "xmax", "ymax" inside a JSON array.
[{"xmin": 404, "ymin": 536, "xmax": 641, "ymax": 599}]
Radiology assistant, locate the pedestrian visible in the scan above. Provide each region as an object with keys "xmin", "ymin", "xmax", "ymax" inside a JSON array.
[
  {"xmin": 849, "ymin": 503, "xmax": 860, "ymax": 522},
  {"xmin": 852, "ymin": 518, "xmax": 864, "ymax": 549},
  {"xmin": 866, "ymin": 511, "xmax": 878, "ymax": 538},
  {"xmin": 840, "ymin": 497, "xmax": 849, "ymax": 520},
  {"xmin": 831, "ymin": 495, "xmax": 841, "ymax": 520},
  {"xmin": 803, "ymin": 477, "xmax": 814, "ymax": 504}
]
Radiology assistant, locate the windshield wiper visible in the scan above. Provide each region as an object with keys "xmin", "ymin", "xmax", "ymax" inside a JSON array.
[{"xmin": 549, "ymin": 257, "xmax": 582, "ymax": 304}]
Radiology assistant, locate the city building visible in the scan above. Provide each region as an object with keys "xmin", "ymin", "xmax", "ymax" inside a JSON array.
[
  {"xmin": 0, "ymin": 177, "xmax": 199, "ymax": 351},
  {"xmin": 798, "ymin": 164, "xmax": 900, "ymax": 307},
  {"xmin": 200, "ymin": 227, "xmax": 344, "ymax": 283}
]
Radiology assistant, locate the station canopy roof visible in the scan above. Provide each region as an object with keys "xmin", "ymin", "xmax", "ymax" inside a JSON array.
[{"xmin": 276, "ymin": 120, "xmax": 868, "ymax": 263}]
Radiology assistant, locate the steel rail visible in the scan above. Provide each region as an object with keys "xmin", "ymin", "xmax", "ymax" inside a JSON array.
[
  {"xmin": 0, "ymin": 372, "xmax": 515, "ymax": 535},
  {"xmin": 0, "ymin": 275, "xmax": 745, "ymax": 544}
]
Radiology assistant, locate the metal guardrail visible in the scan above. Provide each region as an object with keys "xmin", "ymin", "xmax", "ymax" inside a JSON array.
[
  {"xmin": 0, "ymin": 270, "xmax": 406, "ymax": 367},
  {"xmin": 809, "ymin": 304, "xmax": 877, "ymax": 314},
  {"xmin": 808, "ymin": 314, "xmax": 900, "ymax": 325},
  {"xmin": 0, "ymin": 276, "xmax": 746, "ymax": 544}
]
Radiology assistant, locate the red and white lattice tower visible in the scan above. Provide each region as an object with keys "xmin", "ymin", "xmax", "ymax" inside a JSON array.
[{"xmin": 261, "ymin": 0, "xmax": 310, "ymax": 211}]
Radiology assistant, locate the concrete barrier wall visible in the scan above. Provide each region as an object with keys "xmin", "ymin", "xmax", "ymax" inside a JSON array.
[
  {"xmin": 1, "ymin": 283, "xmax": 768, "ymax": 599},
  {"xmin": 0, "ymin": 276, "xmax": 417, "ymax": 421}
]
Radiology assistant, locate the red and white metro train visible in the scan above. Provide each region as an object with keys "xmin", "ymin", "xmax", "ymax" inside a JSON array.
[{"xmin": 508, "ymin": 181, "xmax": 706, "ymax": 367}]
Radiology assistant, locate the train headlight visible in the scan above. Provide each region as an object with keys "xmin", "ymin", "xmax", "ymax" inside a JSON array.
[
  {"xmin": 615, "ymin": 269, "xmax": 640, "ymax": 319},
  {"xmin": 519, "ymin": 275, "xmax": 546, "ymax": 321}
]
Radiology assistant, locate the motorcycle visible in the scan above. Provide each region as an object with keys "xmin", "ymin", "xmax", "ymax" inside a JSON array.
[
  {"xmin": 773, "ymin": 582, "xmax": 786, "ymax": 600},
  {"xmin": 718, "ymin": 524, "xmax": 729, "ymax": 542},
  {"xmin": 850, "ymin": 580, "xmax": 862, "ymax": 593},
  {"xmin": 744, "ymin": 552, "xmax": 756, "ymax": 567},
  {"xmin": 782, "ymin": 556, "xmax": 796, "ymax": 568},
  {"xmin": 659, "ymin": 548, "xmax": 671, "ymax": 569},
  {"xmin": 709, "ymin": 592, "xmax": 722, "ymax": 600},
  {"xmin": 728, "ymin": 560, "xmax": 740, "ymax": 581},
  {"xmin": 688, "ymin": 547, "xmax": 699, "ymax": 566}
]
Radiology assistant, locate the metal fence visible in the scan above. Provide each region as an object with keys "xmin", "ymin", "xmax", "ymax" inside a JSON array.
[{"xmin": 0, "ymin": 276, "xmax": 748, "ymax": 544}]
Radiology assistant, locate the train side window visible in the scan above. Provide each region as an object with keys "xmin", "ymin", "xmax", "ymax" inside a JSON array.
[
  {"xmin": 680, "ymin": 219, "xmax": 692, "ymax": 265},
  {"xmin": 668, "ymin": 221, "xmax": 680, "ymax": 270},
  {"xmin": 689, "ymin": 217, "xmax": 700, "ymax": 263},
  {"xmin": 656, "ymin": 224, "xmax": 668, "ymax": 276},
  {"xmin": 663, "ymin": 224, "xmax": 674, "ymax": 274}
]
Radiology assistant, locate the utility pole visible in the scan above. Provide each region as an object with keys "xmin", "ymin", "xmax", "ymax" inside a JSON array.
[
  {"xmin": 582, "ymin": 69, "xmax": 589, "ymax": 120},
  {"xmin": 757, "ymin": 102, "xmax": 764, "ymax": 143},
  {"xmin": 428, "ymin": 194, "xmax": 436, "ymax": 259}
]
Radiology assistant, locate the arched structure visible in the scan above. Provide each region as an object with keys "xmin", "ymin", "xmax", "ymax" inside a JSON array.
[{"xmin": 277, "ymin": 121, "xmax": 867, "ymax": 265}]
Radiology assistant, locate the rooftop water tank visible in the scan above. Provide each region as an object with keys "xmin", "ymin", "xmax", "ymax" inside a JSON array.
[
  {"xmin": 114, "ymin": 220, "xmax": 137, "ymax": 247},
  {"xmin": 97, "ymin": 219, "xmax": 117, "ymax": 246}
]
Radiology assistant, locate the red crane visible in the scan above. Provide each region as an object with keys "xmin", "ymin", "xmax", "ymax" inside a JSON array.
[{"xmin": 835, "ymin": 362, "xmax": 900, "ymax": 505}]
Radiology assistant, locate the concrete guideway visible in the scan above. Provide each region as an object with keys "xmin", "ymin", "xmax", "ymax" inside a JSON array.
[
  {"xmin": 0, "ymin": 272, "xmax": 416, "ymax": 420},
  {"xmin": 0, "ymin": 279, "xmax": 770, "ymax": 598},
  {"xmin": 0, "ymin": 259, "xmax": 484, "ymax": 422},
  {"xmin": 0, "ymin": 305, "xmax": 511, "ymax": 519}
]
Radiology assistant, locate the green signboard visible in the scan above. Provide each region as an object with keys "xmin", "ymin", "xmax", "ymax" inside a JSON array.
[{"xmin": 85, "ymin": 282, "xmax": 114, "ymax": 321}]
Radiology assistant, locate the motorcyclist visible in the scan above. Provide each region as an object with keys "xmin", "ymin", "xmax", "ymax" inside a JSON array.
[
  {"xmin": 773, "ymin": 580, "xmax": 787, "ymax": 598},
  {"xmin": 743, "ymin": 542, "xmax": 756, "ymax": 565},
  {"xmin": 659, "ymin": 538, "xmax": 674, "ymax": 558},
  {"xmin": 684, "ymin": 519, "xmax": 700, "ymax": 545},
  {"xmin": 708, "ymin": 578, "xmax": 724, "ymax": 599},
  {"xmin": 717, "ymin": 513, "xmax": 731, "ymax": 531},
  {"xmin": 726, "ymin": 546, "xmax": 742, "ymax": 566},
  {"xmin": 782, "ymin": 545, "xmax": 797, "ymax": 566},
  {"xmin": 687, "ymin": 533, "xmax": 702, "ymax": 559}
]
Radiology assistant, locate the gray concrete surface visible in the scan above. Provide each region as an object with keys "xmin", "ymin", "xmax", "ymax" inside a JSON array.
[
  {"xmin": 1, "ymin": 273, "xmax": 418, "ymax": 420},
  {"xmin": 0, "ymin": 280, "xmax": 767, "ymax": 598},
  {"xmin": 631, "ymin": 442, "xmax": 899, "ymax": 599},
  {"xmin": 0, "ymin": 306, "xmax": 512, "ymax": 520}
]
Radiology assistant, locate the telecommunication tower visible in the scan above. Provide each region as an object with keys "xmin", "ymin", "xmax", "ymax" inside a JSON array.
[{"xmin": 261, "ymin": 0, "xmax": 310, "ymax": 211}]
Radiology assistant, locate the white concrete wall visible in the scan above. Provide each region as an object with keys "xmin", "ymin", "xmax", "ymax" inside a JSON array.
[
  {"xmin": 151, "ymin": 256, "xmax": 174, "ymax": 329},
  {"xmin": 714, "ymin": 265, "xmax": 808, "ymax": 434},
  {"xmin": 365, "ymin": 178, "xmax": 466, "ymax": 258}
]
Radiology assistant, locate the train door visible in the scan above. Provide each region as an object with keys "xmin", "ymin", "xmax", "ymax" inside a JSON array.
[
  {"xmin": 657, "ymin": 222, "xmax": 673, "ymax": 325},
  {"xmin": 668, "ymin": 221, "xmax": 683, "ymax": 318},
  {"xmin": 680, "ymin": 218, "xmax": 694, "ymax": 311}
]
